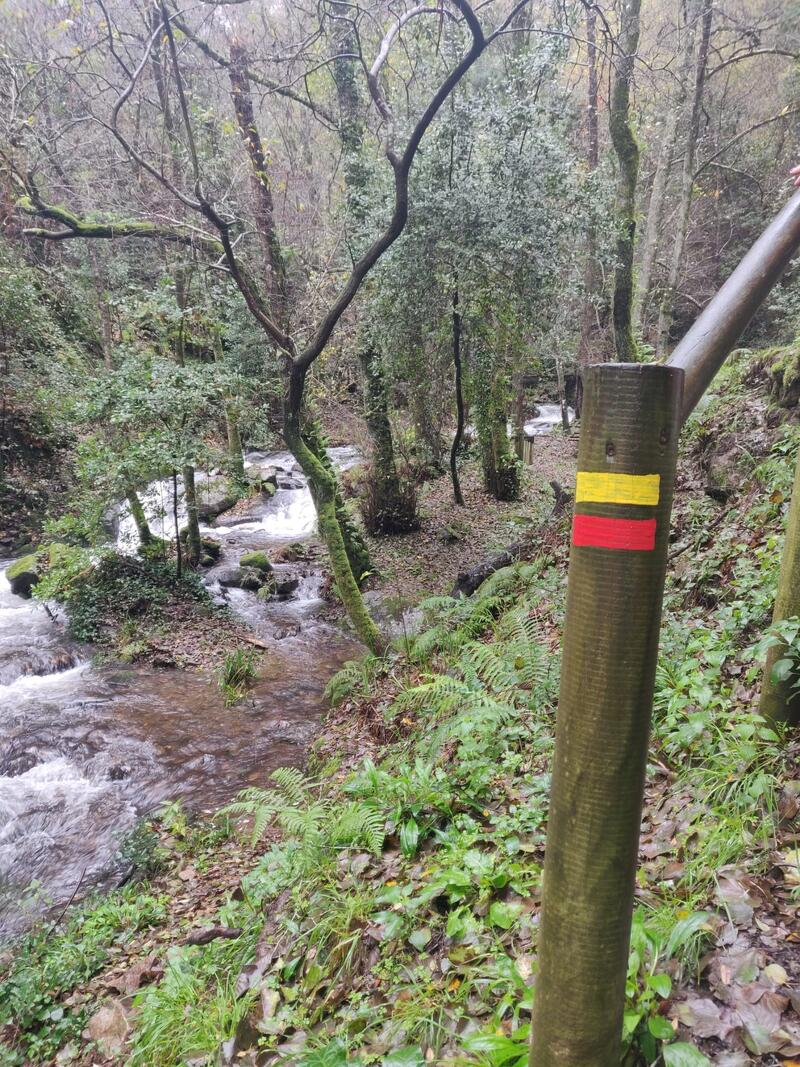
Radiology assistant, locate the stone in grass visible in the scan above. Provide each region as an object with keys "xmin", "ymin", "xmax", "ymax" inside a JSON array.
[
  {"xmin": 85, "ymin": 1000, "xmax": 129, "ymax": 1056},
  {"xmin": 239, "ymin": 551, "xmax": 272, "ymax": 573},
  {"xmin": 6, "ymin": 553, "xmax": 40, "ymax": 598}
]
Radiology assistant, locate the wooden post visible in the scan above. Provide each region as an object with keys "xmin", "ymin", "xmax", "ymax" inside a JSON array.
[
  {"xmin": 760, "ymin": 442, "xmax": 800, "ymax": 726},
  {"xmin": 530, "ymin": 362, "xmax": 683, "ymax": 1067}
]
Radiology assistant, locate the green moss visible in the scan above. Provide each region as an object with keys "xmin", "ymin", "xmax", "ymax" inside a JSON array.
[
  {"xmin": 6, "ymin": 552, "xmax": 41, "ymax": 597},
  {"xmin": 759, "ymin": 340, "xmax": 800, "ymax": 409},
  {"xmin": 6, "ymin": 552, "xmax": 39, "ymax": 582},
  {"xmin": 239, "ymin": 551, "xmax": 271, "ymax": 572}
]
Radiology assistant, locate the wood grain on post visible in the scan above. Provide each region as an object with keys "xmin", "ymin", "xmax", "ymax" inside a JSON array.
[{"xmin": 530, "ymin": 362, "xmax": 683, "ymax": 1067}]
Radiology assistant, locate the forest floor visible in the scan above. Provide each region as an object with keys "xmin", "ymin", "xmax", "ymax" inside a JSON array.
[{"xmin": 3, "ymin": 353, "xmax": 800, "ymax": 1067}]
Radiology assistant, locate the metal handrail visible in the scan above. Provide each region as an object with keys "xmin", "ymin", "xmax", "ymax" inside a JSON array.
[{"xmin": 667, "ymin": 188, "xmax": 800, "ymax": 421}]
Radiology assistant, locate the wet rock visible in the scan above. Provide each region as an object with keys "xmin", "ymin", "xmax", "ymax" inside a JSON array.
[
  {"xmin": 239, "ymin": 551, "xmax": 272, "ymax": 572},
  {"xmin": 196, "ymin": 477, "xmax": 237, "ymax": 522},
  {"xmin": 6, "ymin": 553, "xmax": 40, "ymax": 598},
  {"xmin": 273, "ymin": 541, "xmax": 312, "ymax": 563},
  {"xmin": 85, "ymin": 1000, "xmax": 129, "ymax": 1055},
  {"xmin": 201, "ymin": 536, "xmax": 222, "ymax": 560},
  {"xmin": 217, "ymin": 567, "xmax": 246, "ymax": 588},
  {"xmin": 274, "ymin": 576, "xmax": 300, "ymax": 597},
  {"xmin": 108, "ymin": 764, "xmax": 131, "ymax": 781}
]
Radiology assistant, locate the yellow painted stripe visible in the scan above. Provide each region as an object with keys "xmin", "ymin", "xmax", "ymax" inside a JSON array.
[{"xmin": 576, "ymin": 471, "xmax": 660, "ymax": 506}]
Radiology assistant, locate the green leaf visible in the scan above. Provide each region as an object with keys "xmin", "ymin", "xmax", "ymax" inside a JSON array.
[
  {"xmin": 381, "ymin": 1049, "xmax": 426, "ymax": 1067},
  {"xmin": 622, "ymin": 1010, "xmax": 643, "ymax": 1038},
  {"xmin": 647, "ymin": 1014, "xmax": 676, "ymax": 1039},
  {"xmin": 647, "ymin": 972, "xmax": 672, "ymax": 998},
  {"xmin": 771, "ymin": 657, "xmax": 794, "ymax": 683},
  {"xmin": 489, "ymin": 901, "xmax": 521, "ymax": 930},
  {"xmin": 408, "ymin": 926, "xmax": 432, "ymax": 951},
  {"xmin": 400, "ymin": 817, "xmax": 419, "ymax": 858},
  {"xmin": 662, "ymin": 1042, "xmax": 712, "ymax": 1067}
]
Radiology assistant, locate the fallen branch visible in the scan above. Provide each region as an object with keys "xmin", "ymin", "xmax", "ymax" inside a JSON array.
[
  {"xmin": 184, "ymin": 925, "xmax": 243, "ymax": 946},
  {"xmin": 451, "ymin": 481, "xmax": 571, "ymax": 598}
]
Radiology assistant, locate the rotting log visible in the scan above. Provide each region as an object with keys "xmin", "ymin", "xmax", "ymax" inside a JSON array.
[
  {"xmin": 451, "ymin": 482, "xmax": 570, "ymax": 598},
  {"xmin": 530, "ymin": 363, "xmax": 683, "ymax": 1067}
]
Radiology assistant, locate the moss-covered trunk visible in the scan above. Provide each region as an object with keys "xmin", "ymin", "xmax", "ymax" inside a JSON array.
[
  {"xmin": 284, "ymin": 372, "xmax": 381, "ymax": 653},
  {"xmin": 475, "ymin": 365, "xmax": 520, "ymax": 502},
  {"xmin": 609, "ymin": 0, "xmax": 642, "ymax": 364},
  {"xmin": 125, "ymin": 485, "xmax": 153, "ymax": 546},
  {"xmin": 360, "ymin": 346, "xmax": 407, "ymax": 533},
  {"xmin": 182, "ymin": 465, "xmax": 202, "ymax": 567},
  {"xmin": 760, "ymin": 442, "xmax": 800, "ymax": 726}
]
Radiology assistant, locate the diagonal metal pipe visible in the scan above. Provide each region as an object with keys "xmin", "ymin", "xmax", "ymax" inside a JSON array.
[{"xmin": 667, "ymin": 188, "xmax": 800, "ymax": 422}]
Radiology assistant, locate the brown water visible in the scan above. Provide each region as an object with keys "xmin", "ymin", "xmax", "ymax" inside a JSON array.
[{"xmin": 0, "ymin": 448, "xmax": 362, "ymax": 939}]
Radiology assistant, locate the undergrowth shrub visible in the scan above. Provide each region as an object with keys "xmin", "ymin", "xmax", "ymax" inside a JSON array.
[{"xmin": 34, "ymin": 550, "xmax": 210, "ymax": 643}]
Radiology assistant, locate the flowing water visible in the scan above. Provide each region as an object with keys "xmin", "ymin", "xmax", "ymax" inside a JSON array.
[{"xmin": 0, "ymin": 448, "xmax": 362, "ymax": 939}]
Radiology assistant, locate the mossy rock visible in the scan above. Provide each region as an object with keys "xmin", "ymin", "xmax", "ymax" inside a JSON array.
[
  {"xmin": 239, "ymin": 551, "xmax": 272, "ymax": 572},
  {"xmin": 6, "ymin": 552, "xmax": 41, "ymax": 598},
  {"xmin": 757, "ymin": 342, "xmax": 800, "ymax": 409},
  {"xmin": 201, "ymin": 536, "xmax": 221, "ymax": 560}
]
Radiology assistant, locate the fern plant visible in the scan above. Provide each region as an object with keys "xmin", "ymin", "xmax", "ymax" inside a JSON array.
[{"xmin": 221, "ymin": 768, "xmax": 385, "ymax": 867}]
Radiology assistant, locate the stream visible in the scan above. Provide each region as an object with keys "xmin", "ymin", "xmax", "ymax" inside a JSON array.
[
  {"xmin": 0, "ymin": 406, "xmax": 570, "ymax": 940},
  {"xmin": 0, "ymin": 448, "xmax": 363, "ymax": 939}
]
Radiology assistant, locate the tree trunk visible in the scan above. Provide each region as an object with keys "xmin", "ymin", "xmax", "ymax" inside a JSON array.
[
  {"xmin": 172, "ymin": 470, "xmax": 182, "ymax": 579},
  {"xmin": 475, "ymin": 363, "xmax": 520, "ymax": 502},
  {"xmin": 126, "ymin": 485, "xmax": 153, "ymax": 546},
  {"xmin": 760, "ymin": 444, "xmax": 800, "ymax": 726},
  {"xmin": 228, "ymin": 41, "xmax": 288, "ymax": 320},
  {"xmin": 609, "ymin": 0, "xmax": 642, "ymax": 364},
  {"xmin": 173, "ymin": 268, "xmax": 202, "ymax": 566},
  {"xmin": 634, "ymin": 104, "xmax": 679, "ymax": 338},
  {"xmin": 284, "ymin": 369, "xmax": 382, "ymax": 653},
  {"xmin": 512, "ymin": 369, "xmax": 526, "ymax": 460},
  {"xmin": 182, "ymin": 464, "xmax": 202, "ymax": 566},
  {"xmin": 360, "ymin": 346, "xmax": 407, "ymax": 533},
  {"xmin": 212, "ymin": 327, "xmax": 246, "ymax": 485},
  {"xmin": 450, "ymin": 286, "xmax": 465, "ymax": 506},
  {"xmin": 656, "ymin": 0, "xmax": 713, "ymax": 358},
  {"xmin": 556, "ymin": 356, "xmax": 570, "ymax": 434},
  {"xmin": 577, "ymin": 3, "xmax": 604, "ymax": 379}
]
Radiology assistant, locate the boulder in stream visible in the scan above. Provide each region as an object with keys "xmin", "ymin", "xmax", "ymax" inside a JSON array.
[
  {"xmin": 196, "ymin": 477, "xmax": 237, "ymax": 522},
  {"xmin": 6, "ymin": 553, "xmax": 40, "ymax": 598},
  {"xmin": 217, "ymin": 566, "xmax": 273, "ymax": 593},
  {"xmin": 239, "ymin": 550, "xmax": 272, "ymax": 572}
]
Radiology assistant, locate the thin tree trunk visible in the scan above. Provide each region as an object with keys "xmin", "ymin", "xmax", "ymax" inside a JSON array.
[
  {"xmin": 760, "ymin": 444, "xmax": 800, "ymax": 726},
  {"xmin": 173, "ymin": 269, "xmax": 202, "ymax": 566},
  {"xmin": 285, "ymin": 369, "xmax": 382, "ymax": 653},
  {"xmin": 656, "ymin": 0, "xmax": 713, "ymax": 358},
  {"xmin": 126, "ymin": 485, "xmax": 153, "ymax": 546},
  {"xmin": 634, "ymin": 104, "xmax": 679, "ymax": 337},
  {"xmin": 450, "ymin": 286, "xmax": 465, "ymax": 506},
  {"xmin": 512, "ymin": 369, "xmax": 525, "ymax": 460},
  {"xmin": 228, "ymin": 41, "xmax": 288, "ymax": 321},
  {"xmin": 578, "ymin": 3, "xmax": 603, "ymax": 378},
  {"xmin": 609, "ymin": 0, "xmax": 642, "ymax": 364},
  {"xmin": 556, "ymin": 356, "xmax": 570, "ymax": 434},
  {"xmin": 212, "ymin": 327, "xmax": 245, "ymax": 484},
  {"xmin": 172, "ymin": 470, "xmax": 182, "ymax": 579},
  {"xmin": 360, "ymin": 346, "xmax": 405, "ymax": 532},
  {"xmin": 182, "ymin": 464, "xmax": 202, "ymax": 565}
]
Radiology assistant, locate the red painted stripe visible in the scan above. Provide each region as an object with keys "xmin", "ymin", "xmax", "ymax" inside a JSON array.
[{"xmin": 572, "ymin": 514, "xmax": 657, "ymax": 551}]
